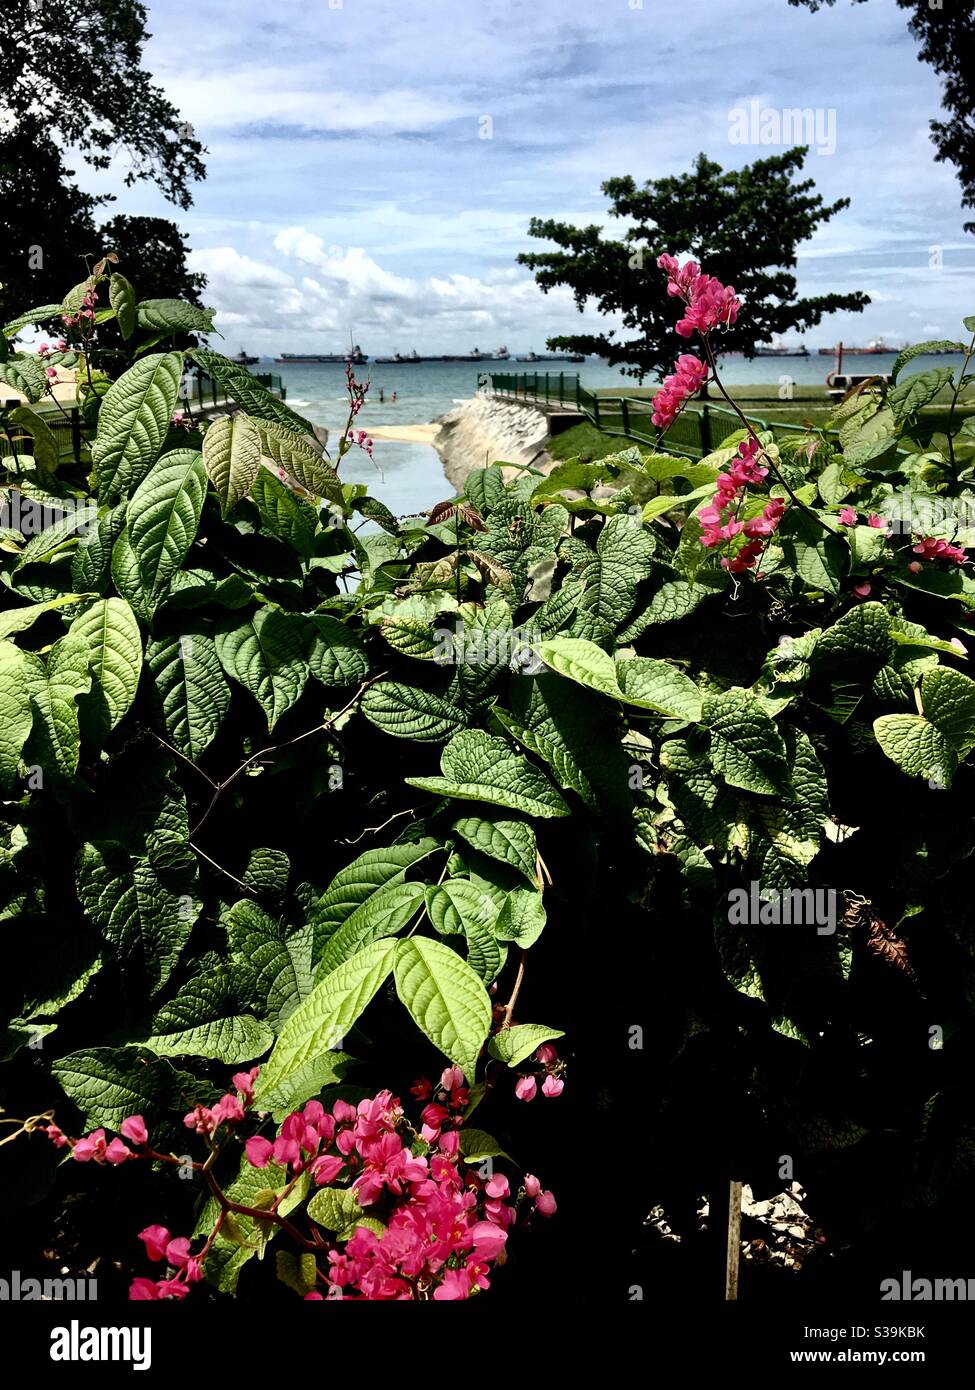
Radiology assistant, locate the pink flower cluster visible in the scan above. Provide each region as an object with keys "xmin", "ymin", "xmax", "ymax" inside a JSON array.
[
  {"xmin": 183, "ymin": 1068, "xmax": 258, "ymax": 1138},
  {"xmin": 651, "ymin": 354, "xmax": 709, "ymax": 429},
  {"xmin": 697, "ymin": 437, "xmax": 787, "ymax": 573},
  {"xmin": 62, "ymin": 284, "xmax": 98, "ymax": 330},
  {"xmin": 130, "ymin": 1226, "xmax": 204, "ymax": 1301},
  {"xmin": 513, "ymin": 1041, "xmax": 564, "ymax": 1103},
  {"xmin": 839, "ymin": 508, "xmax": 888, "ymax": 532},
  {"xmin": 42, "ymin": 1112, "xmax": 150, "ymax": 1165},
  {"xmin": 345, "ymin": 362, "xmax": 370, "ymax": 417},
  {"xmin": 912, "ymin": 535, "xmax": 967, "ymax": 566},
  {"xmin": 658, "ymin": 253, "xmax": 741, "ymax": 338},
  {"xmin": 36, "ymin": 340, "xmax": 68, "ymax": 358},
  {"xmin": 345, "ymin": 428, "xmax": 374, "ymax": 458}
]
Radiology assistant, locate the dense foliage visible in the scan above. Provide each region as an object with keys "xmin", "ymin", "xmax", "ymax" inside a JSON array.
[
  {"xmin": 1, "ymin": 262, "xmax": 975, "ymax": 1300},
  {"xmin": 518, "ymin": 147, "xmax": 868, "ymax": 379}
]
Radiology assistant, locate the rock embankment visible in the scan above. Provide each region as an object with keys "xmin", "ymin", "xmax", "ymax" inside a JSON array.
[{"xmin": 433, "ymin": 394, "xmax": 552, "ymax": 492}]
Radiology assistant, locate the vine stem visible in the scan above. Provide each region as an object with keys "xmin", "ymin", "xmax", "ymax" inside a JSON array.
[
  {"xmin": 699, "ymin": 336, "xmax": 834, "ymax": 535},
  {"xmin": 501, "ymin": 950, "xmax": 528, "ymax": 1028}
]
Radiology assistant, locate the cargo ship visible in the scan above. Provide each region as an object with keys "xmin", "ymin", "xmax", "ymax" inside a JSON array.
[
  {"xmin": 515, "ymin": 350, "xmax": 586, "ymax": 363},
  {"xmin": 818, "ymin": 339, "xmax": 897, "ymax": 356},
  {"xmin": 231, "ymin": 347, "xmax": 260, "ymax": 365},
  {"xmin": 754, "ymin": 340, "xmax": 809, "ymax": 357},
  {"xmin": 275, "ymin": 345, "xmax": 368, "ymax": 365},
  {"xmin": 373, "ymin": 346, "xmax": 511, "ymax": 364}
]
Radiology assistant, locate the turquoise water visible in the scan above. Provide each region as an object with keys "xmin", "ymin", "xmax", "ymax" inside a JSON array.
[{"xmin": 275, "ymin": 352, "xmax": 966, "ymax": 515}]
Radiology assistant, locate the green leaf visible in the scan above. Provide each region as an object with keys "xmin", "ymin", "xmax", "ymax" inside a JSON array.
[
  {"xmin": 51, "ymin": 1046, "xmax": 199, "ymax": 1131},
  {"xmin": 242, "ymin": 847, "xmax": 291, "ymax": 897},
  {"xmin": 77, "ymin": 842, "xmax": 198, "ymax": 994},
  {"xmin": 140, "ymin": 972, "xmax": 274, "ymax": 1062},
  {"xmin": 146, "ymin": 631, "xmax": 230, "ymax": 759},
  {"xmin": 426, "ymin": 879, "xmax": 498, "ymax": 937},
  {"xmin": 394, "ymin": 936, "xmax": 492, "ymax": 1078},
  {"xmin": 306, "ymin": 614, "xmax": 369, "ymax": 688},
  {"xmin": 888, "ymin": 365, "xmax": 956, "ymax": 418},
  {"xmin": 202, "ymin": 413, "xmax": 262, "ymax": 514},
  {"xmin": 127, "ymin": 450, "xmax": 207, "ymax": 603},
  {"xmin": 306, "ymin": 1186, "xmax": 361, "ymax": 1232},
  {"xmin": 361, "ymin": 681, "xmax": 466, "ymax": 741},
  {"xmin": 109, "ymin": 273, "xmax": 138, "ymax": 340},
  {"xmin": 0, "ymin": 641, "xmax": 34, "ymax": 792},
  {"xmin": 256, "ymin": 422, "xmax": 342, "ymax": 502},
  {"xmin": 0, "ymin": 355, "xmax": 47, "ymax": 401},
  {"xmin": 28, "ymin": 629, "xmax": 91, "ymax": 775},
  {"xmin": 493, "ymin": 883, "xmax": 547, "ymax": 946},
  {"xmin": 251, "ymin": 469, "xmax": 317, "ymax": 557},
  {"xmin": 780, "ymin": 511, "xmax": 847, "ymax": 595},
  {"xmin": 617, "ymin": 574, "xmax": 726, "ymax": 637},
  {"xmin": 457, "ymin": 1128, "xmax": 513, "ymax": 1163},
  {"xmin": 0, "ymin": 593, "xmax": 89, "ymax": 641},
  {"xmin": 137, "ymin": 298, "xmax": 217, "ymax": 334},
  {"xmin": 225, "ymin": 901, "xmax": 313, "ymax": 1029},
  {"xmin": 537, "ymin": 636, "xmax": 623, "ymax": 698},
  {"xmin": 216, "ymin": 606, "xmax": 309, "ymax": 729},
  {"xmin": 69, "ymin": 597, "xmax": 143, "ymax": 731},
  {"xmin": 316, "ymin": 880, "xmax": 424, "ymax": 977},
  {"xmin": 406, "ymin": 729, "xmax": 569, "ymax": 818},
  {"xmin": 190, "ymin": 349, "xmax": 315, "ymax": 435},
  {"xmin": 92, "ymin": 352, "xmax": 183, "ymax": 503},
  {"xmin": 3, "ymin": 305, "xmax": 64, "ymax": 337},
  {"xmin": 465, "ymin": 921, "xmax": 506, "ymax": 983},
  {"xmin": 254, "ymin": 940, "xmax": 398, "ymax": 1103},
  {"xmin": 488, "ymin": 1023, "xmax": 564, "ymax": 1067},
  {"xmin": 452, "ymin": 814, "xmax": 537, "ymax": 884},
  {"xmin": 71, "ymin": 503, "xmax": 127, "ymax": 594},
  {"xmin": 814, "ymin": 601, "xmax": 893, "ymax": 672},
  {"xmin": 873, "ymin": 713, "xmax": 957, "ymax": 787},
  {"xmin": 616, "ymin": 656, "xmax": 703, "ymax": 720},
  {"xmin": 920, "ymin": 666, "xmax": 975, "ymax": 757},
  {"xmin": 891, "ymin": 341, "xmax": 964, "ymax": 380},
  {"xmin": 308, "ymin": 840, "xmax": 440, "ymax": 962},
  {"xmin": 8, "ymin": 405, "xmax": 60, "ymax": 477},
  {"xmin": 276, "ymin": 1251, "xmax": 318, "ymax": 1296},
  {"xmin": 703, "ymin": 688, "xmax": 790, "ymax": 796}
]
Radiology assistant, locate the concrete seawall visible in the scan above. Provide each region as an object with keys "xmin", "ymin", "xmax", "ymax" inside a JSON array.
[{"xmin": 433, "ymin": 394, "xmax": 555, "ymax": 492}]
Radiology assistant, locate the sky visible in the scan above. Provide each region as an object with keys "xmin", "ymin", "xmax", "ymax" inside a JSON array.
[{"xmin": 77, "ymin": 0, "xmax": 975, "ymax": 356}]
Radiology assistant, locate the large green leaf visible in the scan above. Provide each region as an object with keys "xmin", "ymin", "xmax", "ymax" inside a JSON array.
[
  {"xmin": 92, "ymin": 351, "xmax": 183, "ymax": 502},
  {"xmin": 362, "ymin": 681, "xmax": 466, "ymax": 741},
  {"xmin": 69, "ymin": 597, "xmax": 143, "ymax": 731},
  {"xmin": 215, "ymin": 606, "xmax": 309, "ymax": 729},
  {"xmin": 0, "ymin": 641, "xmax": 35, "ymax": 792},
  {"xmin": 51, "ymin": 1046, "xmax": 202, "ymax": 1131},
  {"xmin": 71, "ymin": 503, "xmax": 127, "ymax": 594},
  {"xmin": 306, "ymin": 614, "xmax": 369, "ymax": 689},
  {"xmin": 316, "ymin": 880, "xmax": 424, "ymax": 977},
  {"xmin": 0, "ymin": 593, "xmax": 89, "ymax": 641},
  {"xmin": 406, "ymin": 729, "xmax": 569, "ymax": 818},
  {"xmin": 703, "ymin": 688, "xmax": 790, "ymax": 796},
  {"xmin": 780, "ymin": 511, "xmax": 847, "ymax": 595},
  {"xmin": 307, "ymin": 840, "xmax": 440, "ymax": 962},
  {"xmin": 426, "ymin": 879, "xmax": 499, "ymax": 937},
  {"xmin": 28, "ymin": 629, "xmax": 91, "ymax": 775},
  {"xmin": 451, "ymin": 814, "xmax": 537, "ymax": 884},
  {"xmin": 254, "ymin": 939, "xmax": 397, "ymax": 1102},
  {"xmin": 146, "ymin": 631, "xmax": 230, "ymax": 759},
  {"xmin": 537, "ymin": 636, "xmax": 623, "ymax": 698},
  {"xmin": 2, "ymin": 305, "xmax": 64, "ymax": 337},
  {"xmin": 190, "ymin": 349, "xmax": 315, "ymax": 435},
  {"xmin": 488, "ymin": 1022, "xmax": 564, "ymax": 1067},
  {"xmin": 571, "ymin": 514, "xmax": 656, "ymax": 640},
  {"xmin": 202, "ymin": 413, "xmax": 262, "ymax": 514},
  {"xmin": 225, "ymin": 901, "xmax": 314, "ymax": 1029},
  {"xmin": 873, "ymin": 714, "xmax": 957, "ymax": 787},
  {"xmin": 891, "ymin": 340, "xmax": 964, "ymax": 380},
  {"xmin": 888, "ymin": 365, "xmax": 955, "ymax": 418},
  {"xmin": 8, "ymin": 405, "xmax": 60, "ymax": 477},
  {"xmin": 616, "ymin": 656, "xmax": 703, "ymax": 720},
  {"xmin": 137, "ymin": 298, "xmax": 217, "ymax": 334},
  {"xmin": 920, "ymin": 666, "xmax": 975, "ymax": 757},
  {"xmin": 127, "ymin": 450, "xmax": 207, "ymax": 603},
  {"xmin": 256, "ymin": 421, "xmax": 342, "ymax": 502},
  {"xmin": 393, "ymin": 936, "xmax": 492, "ymax": 1078},
  {"xmin": 138, "ymin": 971, "xmax": 273, "ymax": 1062},
  {"xmin": 0, "ymin": 355, "xmax": 47, "ymax": 401},
  {"xmin": 77, "ymin": 842, "xmax": 198, "ymax": 994}
]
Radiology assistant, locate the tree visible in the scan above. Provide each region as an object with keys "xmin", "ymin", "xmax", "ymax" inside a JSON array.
[
  {"xmin": 518, "ymin": 148, "xmax": 868, "ymax": 380},
  {"xmin": 0, "ymin": 1, "xmax": 205, "ymax": 208},
  {"xmin": 98, "ymin": 216, "xmax": 207, "ymax": 306},
  {"xmin": 789, "ymin": 1, "xmax": 975, "ymax": 232}
]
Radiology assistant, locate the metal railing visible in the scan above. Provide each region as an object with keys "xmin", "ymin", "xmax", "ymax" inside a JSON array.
[
  {"xmin": 479, "ymin": 371, "xmax": 580, "ymax": 407},
  {"xmin": 0, "ymin": 403, "xmax": 83, "ymax": 464},
  {"xmin": 180, "ymin": 369, "xmax": 287, "ymax": 411}
]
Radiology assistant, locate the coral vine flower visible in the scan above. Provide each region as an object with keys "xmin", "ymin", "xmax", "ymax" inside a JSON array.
[
  {"xmin": 514, "ymin": 1076, "xmax": 537, "ymax": 1102},
  {"xmin": 913, "ymin": 536, "xmax": 967, "ymax": 565},
  {"xmin": 651, "ymin": 353, "xmax": 709, "ymax": 429},
  {"xmin": 120, "ymin": 1115, "xmax": 148, "ymax": 1146}
]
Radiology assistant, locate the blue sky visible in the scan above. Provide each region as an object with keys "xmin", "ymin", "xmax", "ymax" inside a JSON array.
[{"xmin": 81, "ymin": 0, "xmax": 975, "ymax": 354}]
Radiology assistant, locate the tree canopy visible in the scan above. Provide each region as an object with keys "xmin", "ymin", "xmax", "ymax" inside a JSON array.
[
  {"xmin": 518, "ymin": 149, "xmax": 868, "ymax": 380},
  {"xmin": 789, "ymin": 0, "xmax": 975, "ymax": 232}
]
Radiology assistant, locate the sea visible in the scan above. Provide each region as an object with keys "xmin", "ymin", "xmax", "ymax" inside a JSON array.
[{"xmin": 271, "ymin": 352, "xmax": 966, "ymax": 516}]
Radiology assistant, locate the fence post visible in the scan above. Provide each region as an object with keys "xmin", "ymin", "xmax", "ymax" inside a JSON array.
[
  {"xmin": 700, "ymin": 403, "xmax": 712, "ymax": 454},
  {"xmin": 70, "ymin": 407, "xmax": 82, "ymax": 464},
  {"xmin": 558, "ymin": 372, "xmax": 564, "ymax": 406},
  {"xmin": 621, "ymin": 398, "xmax": 630, "ymax": 438},
  {"xmin": 593, "ymin": 395, "xmax": 601, "ymax": 429},
  {"xmin": 545, "ymin": 374, "xmax": 550, "ymax": 405}
]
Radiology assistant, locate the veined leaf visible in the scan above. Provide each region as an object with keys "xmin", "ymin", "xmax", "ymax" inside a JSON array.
[
  {"xmin": 919, "ymin": 666, "xmax": 975, "ymax": 758},
  {"xmin": 616, "ymin": 656, "xmax": 703, "ymax": 721},
  {"xmin": 306, "ymin": 614, "xmax": 369, "ymax": 689},
  {"xmin": 28, "ymin": 629, "xmax": 92, "ymax": 775},
  {"xmin": 254, "ymin": 939, "xmax": 398, "ymax": 1102},
  {"xmin": 8, "ymin": 405, "xmax": 60, "ymax": 477},
  {"xmin": 426, "ymin": 879, "xmax": 498, "ymax": 937},
  {"xmin": 316, "ymin": 880, "xmax": 424, "ymax": 977},
  {"xmin": 225, "ymin": 901, "xmax": 314, "ymax": 1029},
  {"xmin": 488, "ymin": 1023, "xmax": 564, "ymax": 1067},
  {"xmin": 190, "ymin": 349, "xmax": 315, "ymax": 435},
  {"xmin": 256, "ymin": 421, "xmax": 342, "ymax": 502},
  {"xmin": 362, "ymin": 681, "xmax": 466, "ymax": 741},
  {"xmin": 216, "ymin": 606, "xmax": 309, "ymax": 730},
  {"xmin": 0, "ymin": 593, "xmax": 89, "ymax": 641},
  {"xmin": 394, "ymin": 936, "xmax": 492, "ymax": 1078},
  {"xmin": 0, "ymin": 640, "xmax": 35, "ymax": 792},
  {"xmin": 140, "ymin": 971, "xmax": 274, "ymax": 1063},
  {"xmin": 127, "ymin": 450, "xmax": 207, "ymax": 603},
  {"xmin": 307, "ymin": 839, "xmax": 440, "ymax": 963},
  {"xmin": 452, "ymin": 814, "xmax": 537, "ymax": 884},
  {"xmin": 69, "ymin": 597, "xmax": 143, "ymax": 731},
  {"xmin": 406, "ymin": 729, "xmax": 569, "ymax": 818},
  {"xmin": 137, "ymin": 298, "xmax": 217, "ymax": 334},
  {"xmin": 146, "ymin": 631, "xmax": 230, "ymax": 759},
  {"xmin": 203, "ymin": 413, "xmax": 262, "ymax": 514},
  {"xmin": 109, "ymin": 274, "xmax": 138, "ymax": 340},
  {"xmin": 873, "ymin": 714, "xmax": 957, "ymax": 787},
  {"xmin": 537, "ymin": 636, "xmax": 623, "ymax": 698},
  {"xmin": 703, "ymin": 688, "xmax": 790, "ymax": 796},
  {"xmin": 92, "ymin": 352, "xmax": 183, "ymax": 503}
]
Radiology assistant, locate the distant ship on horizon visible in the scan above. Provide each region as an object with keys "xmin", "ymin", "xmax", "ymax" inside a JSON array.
[
  {"xmin": 373, "ymin": 346, "xmax": 511, "ymax": 364},
  {"xmin": 515, "ymin": 349, "xmax": 586, "ymax": 363},
  {"xmin": 754, "ymin": 339, "xmax": 809, "ymax": 357},
  {"xmin": 275, "ymin": 345, "xmax": 368, "ymax": 364},
  {"xmin": 231, "ymin": 347, "xmax": 260, "ymax": 365},
  {"xmin": 818, "ymin": 339, "xmax": 900, "ymax": 356}
]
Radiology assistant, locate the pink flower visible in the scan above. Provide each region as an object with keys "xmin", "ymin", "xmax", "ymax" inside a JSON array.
[
  {"xmin": 305, "ymin": 1291, "xmax": 324, "ymax": 1300},
  {"xmin": 440, "ymin": 1065, "xmax": 464, "ymax": 1091},
  {"xmin": 311, "ymin": 1154, "xmax": 344, "ymax": 1186},
  {"xmin": 659, "ymin": 255, "xmax": 741, "ymax": 338},
  {"xmin": 165, "ymin": 1237, "xmax": 192, "ymax": 1268},
  {"xmin": 514, "ymin": 1076, "xmax": 537, "ymax": 1102},
  {"xmin": 651, "ymin": 353, "xmax": 708, "ymax": 429},
  {"xmin": 104, "ymin": 1138, "xmax": 132, "ymax": 1165},
  {"xmin": 45, "ymin": 367, "xmax": 58, "ymax": 379},
  {"xmin": 852, "ymin": 581, "xmax": 872, "ymax": 599},
  {"xmin": 485, "ymin": 1173, "xmax": 510, "ymax": 1199},
  {"xmin": 183, "ymin": 1104, "xmax": 216, "ymax": 1137},
  {"xmin": 156, "ymin": 1278, "xmax": 191, "ymax": 1300},
  {"xmin": 541, "ymin": 1075, "xmax": 564, "ymax": 1099},
  {"xmin": 42, "ymin": 1123, "xmax": 69, "ymax": 1149},
  {"xmin": 907, "ymin": 560, "xmax": 923, "ymax": 574},
  {"xmin": 535, "ymin": 1189, "xmax": 558, "ymax": 1217},
  {"xmin": 913, "ymin": 536, "xmax": 966, "ymax": 565},
  {"xmin": 867, "ymin": 513, "xmax": 887, "ymax": 530},
  {"xmin": 138, "ymin": 1225, "xmax": 172, "ymax": 1262},
  {"xmin": 410, "ymin": 1077, "xmax": 432, "ymax": 1100},
  {"xmin": 535, "ymin": 1044, "xmax": 558, "ymax": 1065},
  {"xmin": 245, "ymin": 1136, "xmax": 274, "ymax": 1168},
  {"xmin": 211, "ymin": 1093, "xmax": 245, "ymax": 1127},
  {"xmin": 129, "ymin": 1278, "xmax": 162, "ymax": 1300},
  {"xmin": 232, "ymin": 1067, "xmax": 259, "ymax": 1101},
  {"xmin": 838, "ymin": 507, "xmax": 857, "ymax": 526},
  {"xmin": 120, "ymin": 1115, "xmax": 148, "ymax": 1146},
  {"xmin": 72, "ymin": 1129, "xmax": 107, "ymax": 1162},
  {"xmin": 524, "ymin": 1174, "xmax": 541, "ymax": 1198}
]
